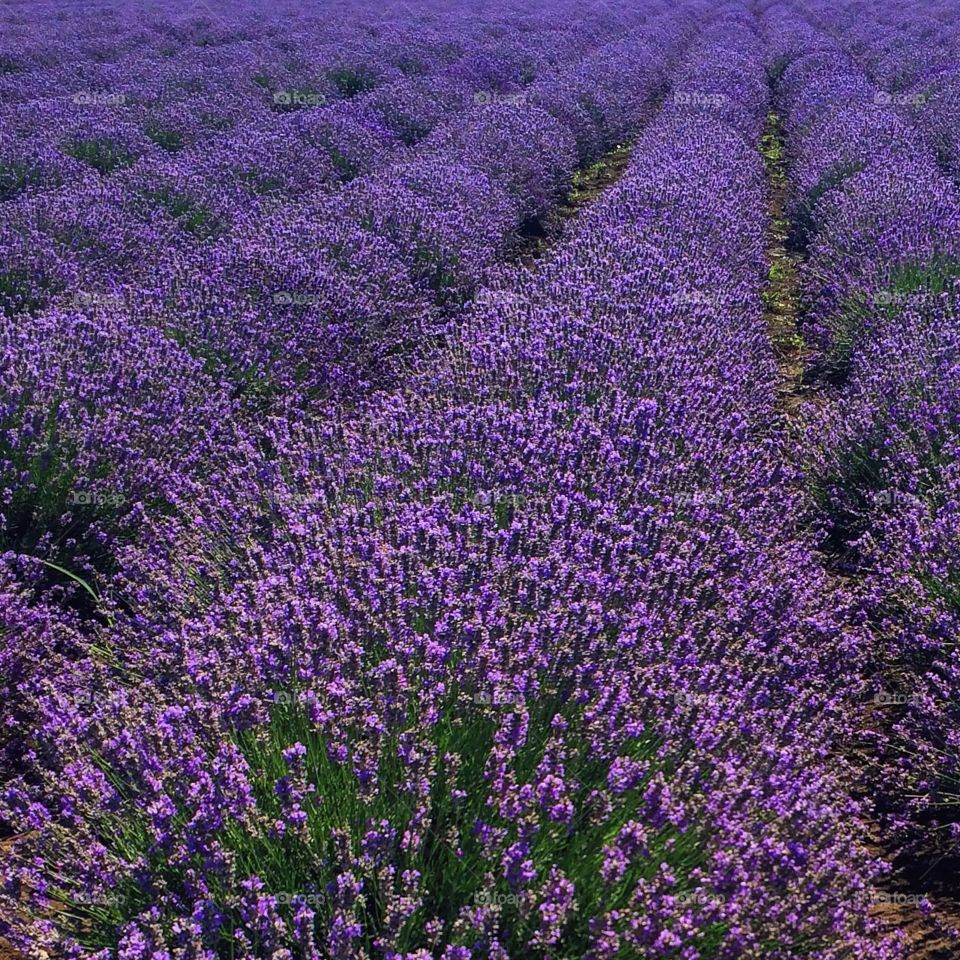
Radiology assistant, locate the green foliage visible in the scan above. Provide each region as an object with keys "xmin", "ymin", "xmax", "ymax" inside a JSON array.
[
  {"xmin": 766, "ymin": 56, "xmax": 791, "ymax": 84},
  {"xmin": 820, "ymin": 293, "xmax": 869, "ymax": 385},
  {"xmin": 819, "ymin": 258, "xmax": 960, "ymax": 386},
  {"xmin": 0, "ymin": 398, "xmax": 131, "ymax": 620},
  {"xmin": 326, "ymin": 144, "xmax": 361, "ymax": 181},
  {"xmin": 568, "ymin": 144, "xmax": 631, "ymax": 205},
  {"xmin": 917, "ymin": 571, "xmax": 960, "ymax": 632},
  {"xmin": 808, "ymin": 426, "xmax": 887, "ymax": 560},
  {"xmin": 200, "ymin": 110, "xmax": 234, "ymax": 132},
  {"xmin": 790, "ymin": 162, "xmax": 866, "ymax": 250},
  {"xmin": 397, "ymin": 56, "xmax": 425, "ymax": 77},
  {"xmin": 164, "ymin": 324, "xmax": 287, "ymax": 414},
  {"xmin": 0, "ymin": 269, "xmax": 64, "ymax": 318},
  {"xmin": 887, "ymin": 255, "xmax": 960, "ymax": 297},
  {"xmin": 145, "ymin": 125, "xmax": 185, "ymax": 153},
  {"xmin": 811, "ymin": 258, "xmax": 960, "ymax": 555},
  {"xmin": 403, "ymin": 121, "xmax": 432, "ymax": 146},
  {"xmin": 143, "ymin": 187, "xmax": 222, "ymax": 239},
  {"xmin": 0, "ymin": 160, "xmax": 45, "ymax": 202},
  {"xmin": 54, "ymin": 687, "xmax": 712, "ymax": 958},
  {"xmin": 0, "ymin": 394, "xmax": 78, "ymax": 551},
  {"xmin": 760, "ymin": 112, "xmax": 786, "ymax": 184},
  {"xmin": 62, "ymin": 137, "xmax": 135, "ymax": 175},
  {"xmin": 329, "ymin": 66, "xmax": 378, "ymax": 98},
  {"xmin": 238, "ymin": 168, "xmax": 285, "ymax": 196}
]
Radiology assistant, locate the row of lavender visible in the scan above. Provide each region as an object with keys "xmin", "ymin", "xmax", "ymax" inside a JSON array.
[
  {"xmin": 1, "ymin": 0, "xmax": 601, "ymax": 193},
  {"xmin": 1, "ymin": 6, "xmax": 901, "ymax": 959},
  {"xmin": 769, "ymin": 3, "xmax": 960, "ymax": 866},
  {"xmin": 1, "ymin": 0, "xmax": 665, "ymax": 319},
  {"xmin": 804, "ymin": 0, "xmax": 960, "ymax": 181},
  {"xmin": 0, "ymin": 0, "xmax": 687, "ymax": 614}
]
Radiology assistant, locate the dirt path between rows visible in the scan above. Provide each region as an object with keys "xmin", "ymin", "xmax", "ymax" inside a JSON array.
[
  {"xmin": 516, "ymin": 140, "xmax": 636, "ymax": 266},
  {"xmin": 760, "ymin": 108, "xmax": 810, "ymax": 423}
]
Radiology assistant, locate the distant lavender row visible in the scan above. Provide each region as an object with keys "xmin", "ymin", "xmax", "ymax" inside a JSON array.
[
  {"xmin": 768, "ymin": 13, "xmax": 960, "ymax": 355},
  {"xmin": 802, "ymin": 0, "xmax": 960, "ymax": 181},
  {"xmin": 0, "ymin": 0, "xmax": 602, "ymax": 110},
  {"xmin": 0, "ymin": 0, "xmax": 660, "ymax": 317}
]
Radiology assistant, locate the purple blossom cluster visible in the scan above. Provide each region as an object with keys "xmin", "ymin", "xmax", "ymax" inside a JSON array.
[{"xmin": 2, "ymin": 0, "xmax": 957, "ymax": 958}]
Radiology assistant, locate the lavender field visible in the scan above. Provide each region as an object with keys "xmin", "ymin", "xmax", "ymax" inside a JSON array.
[{"xmin": 1, "ymin": 0, "xmax": 959, "ymax": 957}]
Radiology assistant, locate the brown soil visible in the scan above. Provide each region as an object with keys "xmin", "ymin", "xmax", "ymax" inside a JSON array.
[
  {"xmin": 862, "ymin": 821, "xmax": 960, "ymax": 959},
  {"xmin": 0, "ymin": 940, "xmax": 23, "ymax": 960}
]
